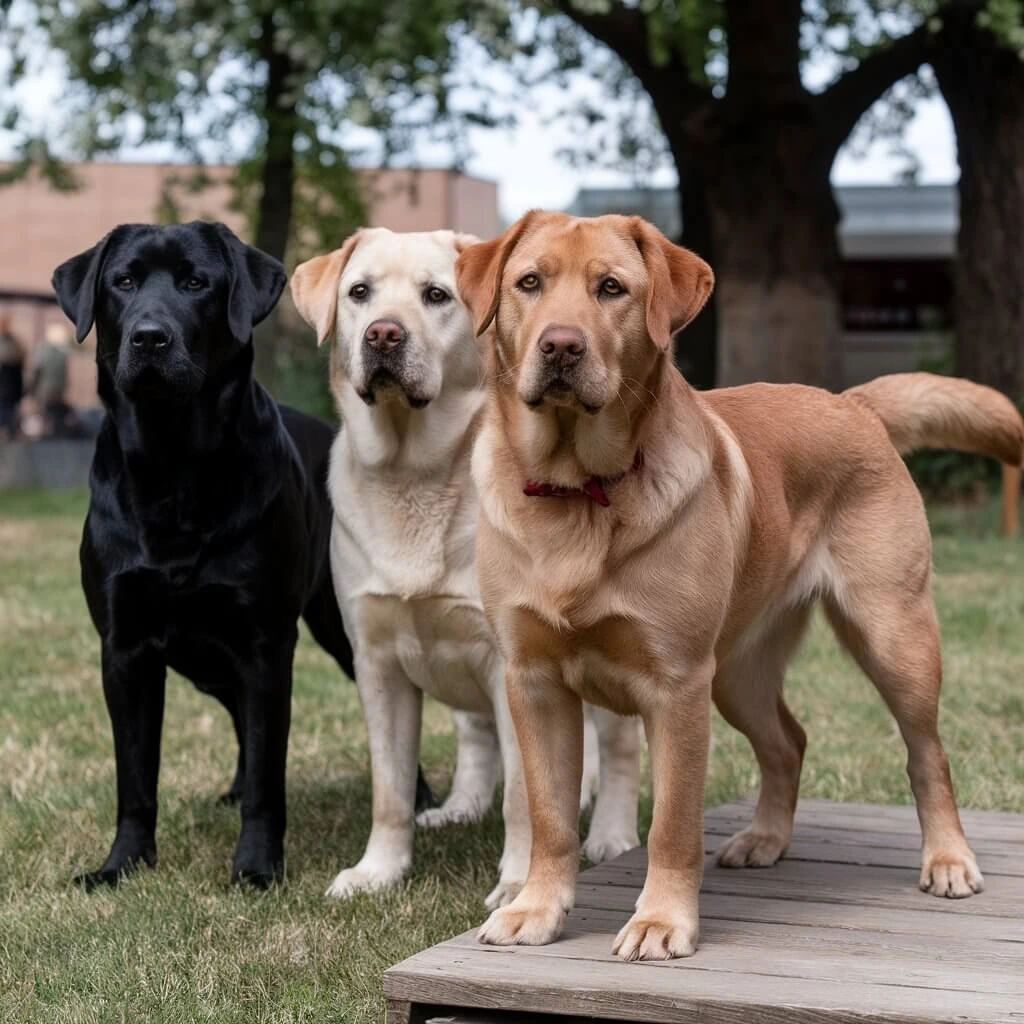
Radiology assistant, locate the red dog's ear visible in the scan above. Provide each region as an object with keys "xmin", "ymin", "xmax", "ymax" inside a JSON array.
[
  {"xmin": 456, "ymin": 212, "xmax": 538, "ymax": 337},
  {"xmin": 631, "ymin": 217, "xmax": 714, "ymax": 351},
  {"xmin": 290, "ymin": 231, "xmax": 363, "ymax": 346}
]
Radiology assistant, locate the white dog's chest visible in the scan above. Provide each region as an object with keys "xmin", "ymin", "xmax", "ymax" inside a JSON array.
[
  {"xmin": 368, "ymin": 594, "xmax": 498, "ymax": 713},
  {"xmin": 333, "ymin": 472, "xmax": 478, "ymax": 599}
]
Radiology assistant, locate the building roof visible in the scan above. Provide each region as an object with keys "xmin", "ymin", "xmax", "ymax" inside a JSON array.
[
  {"xmin": 568, "ymin": 183, "xmax": 958, "ymax": 259},
  {"xmin": 0, "ymin": 161, "xmax": 499, "ymax": 297},
  {"xmin": 836, "ymin": 185, "xmax": 957, "ymax": 258}
]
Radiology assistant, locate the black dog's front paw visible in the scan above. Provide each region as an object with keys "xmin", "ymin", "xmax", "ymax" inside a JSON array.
[
  {"xmin": 75, "ymin": 848, "xmax": 156, "ymax": 892},
  {"xmin": 231, "ymin": 863, "xmax": 283, "ymax": 889},
  {"xmin": 231, "ymin": 857, "xmax": 284, "ymax": 889},
  {"xmin": 231, "ymin": 829, "xmax": 283, "ymax": 889}
]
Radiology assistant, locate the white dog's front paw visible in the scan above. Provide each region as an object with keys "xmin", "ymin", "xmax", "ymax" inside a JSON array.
[
  {"xmin": 582, "ymin": 829, "xmax": 639, "ymax": 865},
  {"xmin": 416, "ymin": 793, "xmax": 487, "ymax": 829},
  {"xmin": 325, "ymin": 862, "xmax": 405, "ymax": 900},
  {"xmin": 484, "ymin": 877, "xmax": 525, "ymax": 910}
]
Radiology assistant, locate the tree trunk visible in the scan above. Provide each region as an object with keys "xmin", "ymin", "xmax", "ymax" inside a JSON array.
[
  {"xmin": 253, "ymin": 14, "xmax": 299, "ymax": 390},
  {"xmin": 700, "ymin": 118, "xmax": 843, "ymax": 387},
  {"xmin": 694, "ymin": 0, "xmax": 843, "ymax": 388},
  {"xmin": 559, "ymin": 0, "xmax": 931, "ymax": 391},
  {"xmin": 934, "ymin": 10, "xmax": 1024, "ymax": 401},
  {"xmin": 669, "ymin": 139, "xmax": 717, "ymax": 389}
]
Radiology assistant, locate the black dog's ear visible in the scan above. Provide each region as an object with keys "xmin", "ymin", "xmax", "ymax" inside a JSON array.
[
  {"xmin": 52, "ymin": 232, "xmax": 116, "ymax": 343},
  {"xmin": 213, "ymin": 223, "xmax": 287, "ymax": 342}
]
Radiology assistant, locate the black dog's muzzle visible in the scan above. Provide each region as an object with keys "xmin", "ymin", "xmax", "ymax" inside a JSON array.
[
  {"xmin": 128, "ymin": 319, "xmax": 173, "ymax": 355},
  {"xmin": 115, "ymin": 316, "xmax": 199, "ymax": 398}
]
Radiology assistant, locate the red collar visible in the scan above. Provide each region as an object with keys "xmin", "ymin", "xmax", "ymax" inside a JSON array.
[{"xmin": 523, "ymin": 450, "xmax": 644, "ymax": 508}]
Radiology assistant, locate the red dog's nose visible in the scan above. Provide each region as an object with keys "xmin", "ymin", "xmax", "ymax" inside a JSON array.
[
  {"xmin": 363, "ymin": 319, "xmax": 407, "ymax": 353},
  {"xmin": 538, "ymin": 325, "xmax": 587, "ymax": 366}
]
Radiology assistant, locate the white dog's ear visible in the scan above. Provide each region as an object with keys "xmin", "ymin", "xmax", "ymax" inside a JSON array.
[
  {"xmin": 453, "ymin": 232, "xmax": 480, "ymax": 253},
  {"xmin": 291, "ymin": 231, "xmax": 363, "ymax": 346}
]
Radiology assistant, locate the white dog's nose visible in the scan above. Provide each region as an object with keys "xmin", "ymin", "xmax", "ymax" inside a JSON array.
[{"xmin": 364, "ymin": 319, "xmax": 407, "ymax": 354}]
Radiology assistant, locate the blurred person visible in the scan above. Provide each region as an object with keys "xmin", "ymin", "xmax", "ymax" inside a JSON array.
[
  {"xmin": 31, "ymin": 322, "xmax": 73, "ymax": 437},
  {"xmin": 0, "ymin": 313, "xmax": 25, "ymax": 439}
]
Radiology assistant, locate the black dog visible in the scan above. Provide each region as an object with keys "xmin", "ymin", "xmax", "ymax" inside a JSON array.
[{"xmin": 53, "ymin": 221, "xmax": 430, "ymax": 890}]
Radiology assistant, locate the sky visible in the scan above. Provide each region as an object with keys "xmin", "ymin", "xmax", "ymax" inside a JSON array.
[
  {"xmin": 1, "ymin": 22, "xmax": 959, "ymax": 224},
  {"xmin": 456, "ymin": 94, "xmax": 957, "ymax": 222}
]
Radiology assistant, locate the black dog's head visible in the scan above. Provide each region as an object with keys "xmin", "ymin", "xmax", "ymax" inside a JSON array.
[{"xmin": 52, "ymin": 221, "xmax": 286, "ymax": 402}]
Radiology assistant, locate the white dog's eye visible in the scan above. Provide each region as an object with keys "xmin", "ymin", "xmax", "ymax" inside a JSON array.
[
  {"xmin": 423, "ymin": 286, "xmax": 450, "ymax": 305},
  {"xmin": 349, "ymin": 283, "xmax": 369, "ymax": 301}
]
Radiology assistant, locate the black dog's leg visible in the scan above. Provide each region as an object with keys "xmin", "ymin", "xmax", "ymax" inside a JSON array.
[
  {"xmin": 231, "ymin": 631, "xmax": 295, "ymax": 889},
  {"xmin": 209, "ymin": 688, "xmax": 246, "ymax": 806},
  {"xmin": 77, "ymin": 644, "xmax": 166, "ymax": 891},
  {"xmin": 415, "ymin": 766, "xmax": 437, "ymax": 813}
]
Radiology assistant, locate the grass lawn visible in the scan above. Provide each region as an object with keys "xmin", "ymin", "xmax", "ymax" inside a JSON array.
[{"xmin": 1, "ymin": 488, "xmax": 1022, "ymax": 1023}]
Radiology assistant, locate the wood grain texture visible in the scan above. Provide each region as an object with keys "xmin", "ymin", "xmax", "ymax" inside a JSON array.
[{"xmin": 385, "ymin": 800, "xmax": 1024, "ymax": 1024}]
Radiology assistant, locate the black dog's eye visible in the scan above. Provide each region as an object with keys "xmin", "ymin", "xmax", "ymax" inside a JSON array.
[
  {"xmin": 349, "ymin": 283, "xmax": 369, "ymax": 301},
  {"xmin": 599, "ymin": 277, "xmax": 625, "ymax": 297},
  {"xmin": 423, "ymin": 286, "xmax": 450, "ymax": 305},
  {"xmin": 115, "ymin": 275, "xmax": 134, "ymax": 291},
  {"xmin": 516, "ymin": 273, "xmax": 540, "ymax": 293},
  {"xmin": 184, "ymin": 276, "xmax": 204, "ymax": 291}
]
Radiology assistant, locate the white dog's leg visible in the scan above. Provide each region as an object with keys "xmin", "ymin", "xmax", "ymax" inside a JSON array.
[
  {"xmin": 485, "ymin": 673, "xmax": 533, "ymax": 910},
  {"xmin": 326, "ymin": 654, "xmax": 422, "ymax": 899},
  {"xmin": 580, "ymin": 707, "xmax": 600, "ymax": 812},
  {"xmin": 417, "ymin": 710, "xmax": 500, "ymax": 828},
  {"xmin": 582, "ymin": 708, "xmax": 641, "ymax": 864}
]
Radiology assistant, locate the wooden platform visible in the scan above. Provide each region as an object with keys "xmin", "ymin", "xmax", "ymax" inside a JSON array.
[{"xmin": 385, "ymin": 799, "xmax": 1024, "ymax": 1024}]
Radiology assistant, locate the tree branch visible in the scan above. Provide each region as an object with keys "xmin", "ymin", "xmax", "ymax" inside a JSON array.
[
  {"xmin": 817, "ymin": 12, "xmax": 953, "ymax": 157},
  {"xmin": 548, "ymin": 0, "xmax": 712, "ymax": 112}
]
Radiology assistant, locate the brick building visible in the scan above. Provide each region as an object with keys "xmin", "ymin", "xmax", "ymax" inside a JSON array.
[{"xmin": 0, "ymin": 162, "xmax": 500, "ymax": 409}]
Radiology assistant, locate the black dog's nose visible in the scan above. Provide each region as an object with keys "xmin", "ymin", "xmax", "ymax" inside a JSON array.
[
  {"xmin": 129, "ymin": 322, "xmax": 172, "ymax": 352},
  {"xmin": 538, "ymin": 325, "xmax": 587, "ymax": 367},
  {"xmin": 363, "ymin": 319, "xmax": 407, "ymax": 354}
]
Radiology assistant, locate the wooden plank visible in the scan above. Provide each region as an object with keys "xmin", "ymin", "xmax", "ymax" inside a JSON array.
[
  {"xmin": 707, "ymin": 798, "xmax": 1024, "ymax": 830},
  {"xmin": 699, "ymin": 819, "xmax": 1022, "ymax": 866},
  {"xmin": 385, "ymin": 944, "xmax": 1024, "ymax": 1024},
  {"xmin": 543, "ymin": 904, "xmax": 1024, "ymax": 968},
  {"xmin": 592, "ymin": 842, "xmax": 1021, "ymax": 892},
  {"xmin": 1002, "ymin": 462, "xmax": 1021, "ymax": 539},
  {"xmin": 386, "ymin": 999, "xmax": 412, "ymax": 1024},
  {"xmin": 426, "ymin": 1013, "xmax": 624, "ymax": 1024},
  {"xmin": 581, "ymin": 860, "xmax": 1024, "ymax": 919},
  {"xmin": 573, "ymin": 884, "xmax": 1024, "ymax": 942},
  {"xmin": 706, "ymin": 802, "xmax": 1024, "ymax": 845},
  {"xmin": 714, "ymin": 798, "xmax": 1024, "ymax": 828},
  {"xmin": 698, "ymin": 833, "xmax": 1023, "ymax": 877},
  {"xmin": 386, "ymin": 802, "xmax": 1024, "ymax": 1024},
  {"xmin": 442, "ymin": 925, "xmax": 1024, "ymax": 994}
]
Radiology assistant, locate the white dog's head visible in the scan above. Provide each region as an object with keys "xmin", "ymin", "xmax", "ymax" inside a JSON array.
[{"xmin": 291, "ymin": 228, "xmax": 480, "ymax": 409}]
